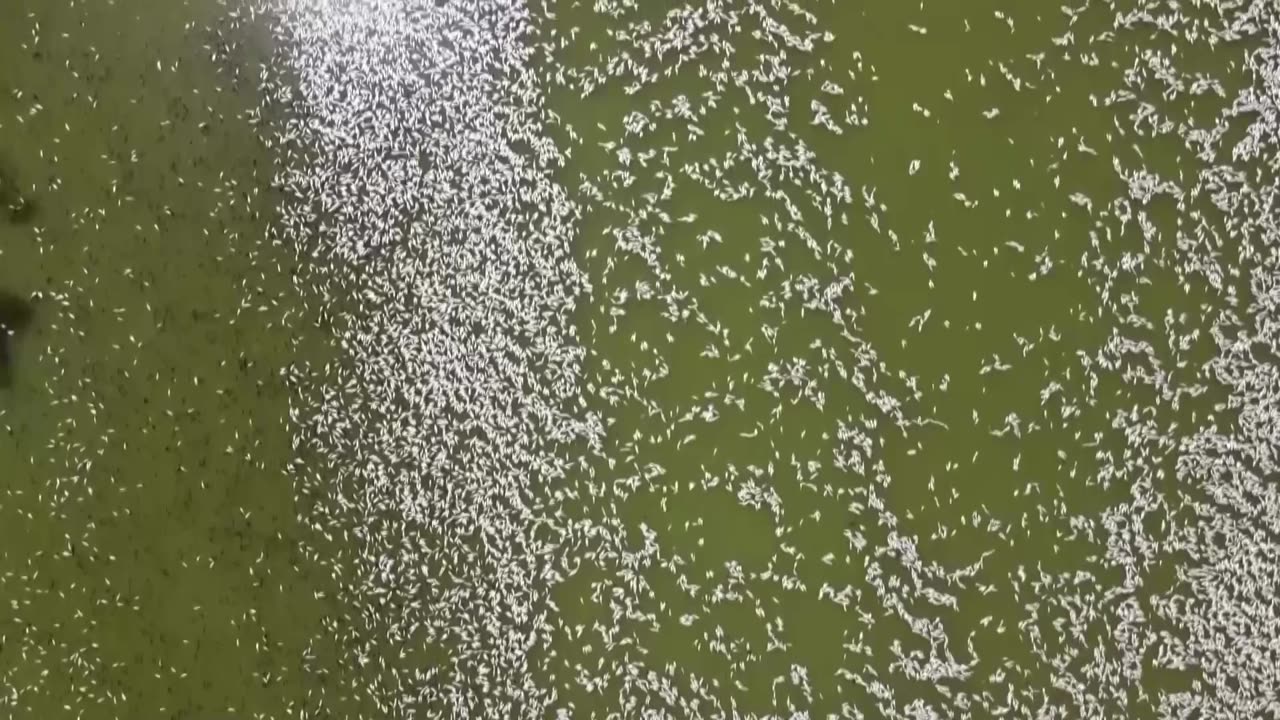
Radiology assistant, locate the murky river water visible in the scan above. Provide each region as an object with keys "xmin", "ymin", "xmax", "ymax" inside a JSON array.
[{"xmin": 1, "ymin": 0, "xmax": 1276, "ymax": 718}]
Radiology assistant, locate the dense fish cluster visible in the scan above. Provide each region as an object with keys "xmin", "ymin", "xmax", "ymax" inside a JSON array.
[{"xmin": 253, "ymin": 0, "xmax": 589, "ymax": 714}]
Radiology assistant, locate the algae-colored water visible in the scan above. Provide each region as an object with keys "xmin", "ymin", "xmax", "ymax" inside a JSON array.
[
  {"xmin": 0, "ymin": 0, "xmax": 1265, "ymax": 717},
  {"xmin": 534, "ymin": 1, "xmax": 1252, "ymax": 716},
  {"xmin": 0, "ymin": 0, "xmax": 371, "ymax": 716}
]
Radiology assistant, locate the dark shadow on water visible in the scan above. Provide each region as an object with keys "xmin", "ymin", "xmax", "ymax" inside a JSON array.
[
  {"xmin": 0, "ymin": 291, "xmax": 35, "ymax": 389},
  {"xmin": 0, "ymin": 158, "xmax": 37, "ymax": 226},
  {"xmin": 6, "ymin": 196, "xmax": 37, "ymax": 225}
]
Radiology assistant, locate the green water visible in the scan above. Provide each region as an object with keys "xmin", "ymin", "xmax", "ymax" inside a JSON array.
[
  {"xmin": 0, "ymin": 0, "xmax": 1266, "ymax": 717},
  {"xmin": 0, "ymin": 0, "xmax": 371, "ymax": 716},
  {"xmin": 535, "ymin": 1, "xmax": 1252, "ymax": 717}
]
